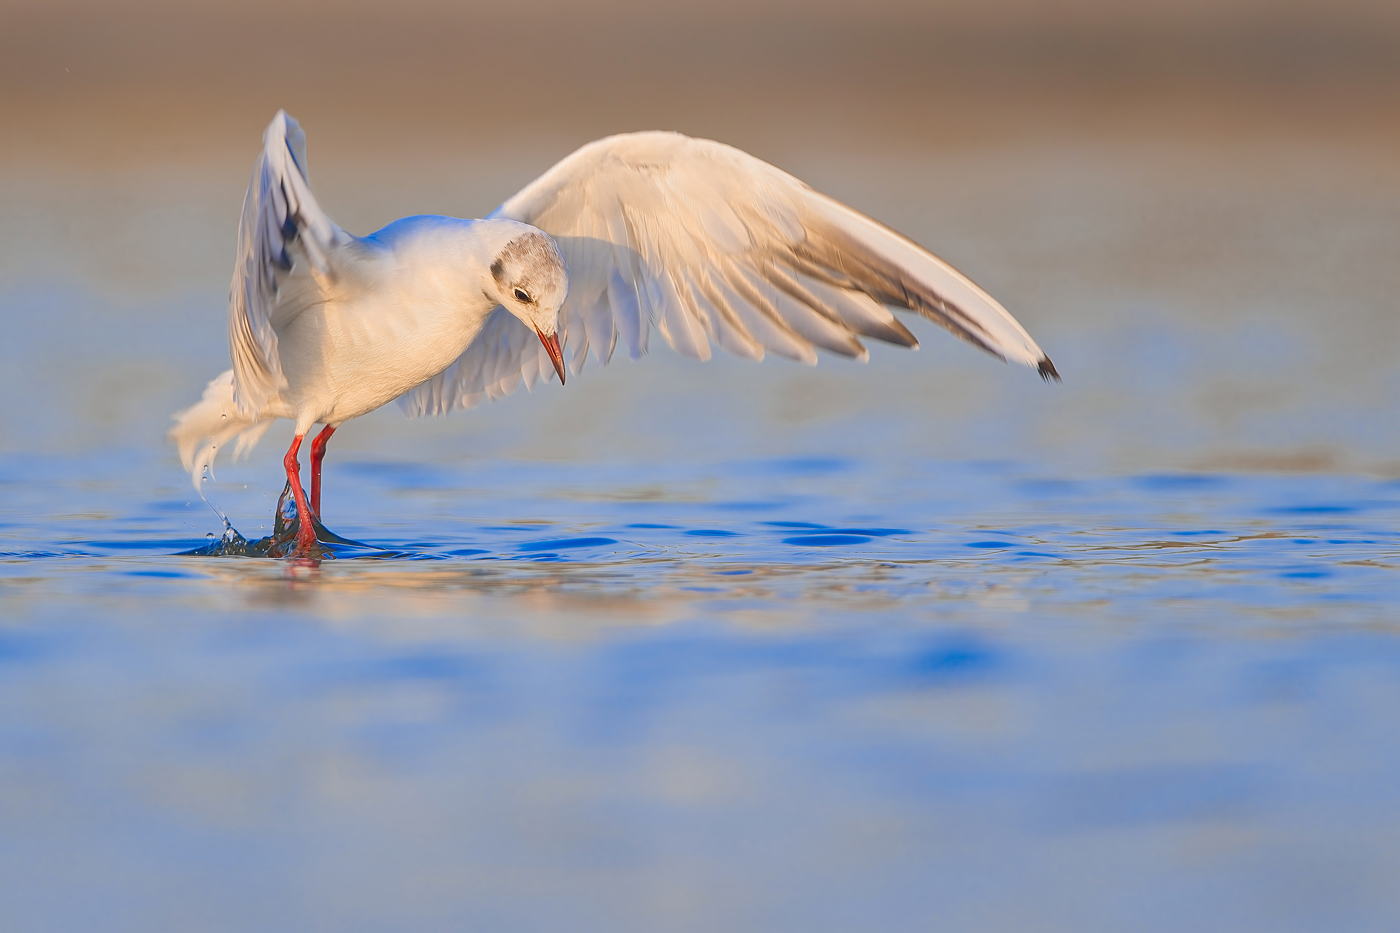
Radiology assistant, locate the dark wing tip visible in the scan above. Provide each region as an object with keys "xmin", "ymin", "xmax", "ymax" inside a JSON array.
[{"xmin": 1037, "ymin": 356, "xmax": 1061, "ymax": 382}]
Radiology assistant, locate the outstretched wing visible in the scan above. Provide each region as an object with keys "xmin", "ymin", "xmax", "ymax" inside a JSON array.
[
  {"xmin": 400, "ymin": 131, "xmax": 1056, "ymax": 417},
  {"xmin": 228, "ymin": 110, "xmax": 352, "ymax": 415}
]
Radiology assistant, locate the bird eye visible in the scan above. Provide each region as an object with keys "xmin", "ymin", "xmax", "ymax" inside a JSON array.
[{"xmin": 513, "ymin": 287, "xmax": 531, "ymax": 303}]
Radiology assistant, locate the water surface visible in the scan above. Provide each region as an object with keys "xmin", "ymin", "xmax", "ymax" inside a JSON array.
[
  {"xmin": 3, "ymin": 125, "xmax": 1400, "ymax": 930},
  {"xmin": 4, "ymin": 449, "xmax": 1400, "ymax": 931}
]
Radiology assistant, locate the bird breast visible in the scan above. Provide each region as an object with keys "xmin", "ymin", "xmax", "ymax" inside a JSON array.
[{"xmin": 276, "ymin": 266, "xmax": 493, "ymax": 425}]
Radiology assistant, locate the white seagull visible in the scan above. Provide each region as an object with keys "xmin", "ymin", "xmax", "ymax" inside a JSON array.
[{"xmin": 172, "ymin": 111, "xmax": 1057, "ymax": 558}]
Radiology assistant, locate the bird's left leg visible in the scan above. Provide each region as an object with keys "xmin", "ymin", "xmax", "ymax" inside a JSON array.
[
  {"xmin": 282, "ymin": 434, "xmax": 320, "ymax": 558},
  {"xmin": 309, "ymin": 424, "xmax": 336, "ymax": 519}
]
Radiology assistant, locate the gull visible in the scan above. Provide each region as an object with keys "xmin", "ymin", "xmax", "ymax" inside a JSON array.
[{"xmin": 171, "ymin": 111, "xmax": 1057, "ymax": 558}]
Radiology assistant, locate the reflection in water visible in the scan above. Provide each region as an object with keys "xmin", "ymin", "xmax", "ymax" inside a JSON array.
[
  {"xmin": 7, "ymin": 458, "xmax": 1398, "ymax": 630},
  {"xmin": 5, "ymin": 462, "xmax": 1400, "ymax": 930}
]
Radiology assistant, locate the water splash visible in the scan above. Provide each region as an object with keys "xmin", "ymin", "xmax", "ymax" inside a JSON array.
[{"xmin": 180, "ymin": 481, "xmax": 383, "ymax": 559}]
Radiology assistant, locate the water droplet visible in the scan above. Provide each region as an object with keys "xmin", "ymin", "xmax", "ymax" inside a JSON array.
[
  {"xmin": 220, "ymin": 413, "xmax": 227, "ymax": 420},
  {"xmin": 206, "ymin": 532, "xmax": 215, "ymax": 540}
]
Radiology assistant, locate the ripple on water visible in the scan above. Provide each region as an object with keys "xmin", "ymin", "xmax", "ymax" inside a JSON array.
[
  {"xmin": 516, "ymin": 537, "xmax": 620, "ymax": 552},
  {"xmin": 783, "ymin": 534, "xmax": 873, "ymax": 546},
  {"xmin": 4, "ymin": 462, "xmax": 1398, "ymax": 629}
]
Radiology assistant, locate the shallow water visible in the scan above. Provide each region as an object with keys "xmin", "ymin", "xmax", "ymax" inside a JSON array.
[
  {"xmin": 4, "ymin": 131, "xmax": 1400, "ymax": 930},
  {"xmin": 4, "ymin": 448, "xmax": 1400, "ymax": 931}
]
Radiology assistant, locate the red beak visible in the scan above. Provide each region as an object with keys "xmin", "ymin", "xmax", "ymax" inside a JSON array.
[{"xmin": 537, "ymin": 328, "xmax": 566, "ymax": 385}]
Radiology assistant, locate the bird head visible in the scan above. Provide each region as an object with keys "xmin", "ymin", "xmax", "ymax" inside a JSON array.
[{"xmin": 488, "ymin": 227, "xmax": 569, "ymax": 384}]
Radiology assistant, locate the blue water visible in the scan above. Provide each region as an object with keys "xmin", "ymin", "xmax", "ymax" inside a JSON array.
[
  {"xmin": 4, "ymin": 447, "xmax": 1400, "ymax": 932},
  {"xmin": 5, "ymin": 143, "xmax": 1400, "ymax": 931}
]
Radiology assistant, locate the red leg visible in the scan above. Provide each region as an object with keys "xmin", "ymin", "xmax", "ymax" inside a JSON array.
[
  {"xmin": 309, "ymin": 424, "xmax": 336, "ymax": 518},
  {"xmin": 282, "ymin": 434, "xmax": 318, "ymax": 556}
]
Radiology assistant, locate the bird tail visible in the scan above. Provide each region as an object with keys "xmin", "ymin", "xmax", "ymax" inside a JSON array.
[{"xmin": 169, "ymin": 370, "xmax": 274, "ymax": 491}]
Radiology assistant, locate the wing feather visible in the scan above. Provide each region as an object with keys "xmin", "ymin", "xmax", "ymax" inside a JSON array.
[
  {"xmin": 407, "ymin": 131, "xmax": 1056, "ymax": 416},
  {"xmin": 228, "ymin": 111, "xmax": 351, "ymax": 415}
]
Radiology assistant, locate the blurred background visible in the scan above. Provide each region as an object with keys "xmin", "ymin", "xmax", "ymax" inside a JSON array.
[
  {"xmin": 3, "ymin": 2, "xmax": 1400, "ymax": 932},
  {"xmin": 2, "ymin": 0, "xmax": 1399, "ymax": 476}
]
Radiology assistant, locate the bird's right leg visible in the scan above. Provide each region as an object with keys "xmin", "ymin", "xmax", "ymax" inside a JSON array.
[
  {"xmin": 282, "ymin": 434, "xmax": 320, "ymax": 557},
  {"xmin": 309, "ymin": 425, "xmax": 336, "ymax": 519}
]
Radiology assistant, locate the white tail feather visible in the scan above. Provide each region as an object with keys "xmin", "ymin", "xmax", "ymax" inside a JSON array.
[{"xmin": 169, "ymin": 370, "xmax": 273, "ymax": 491}]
